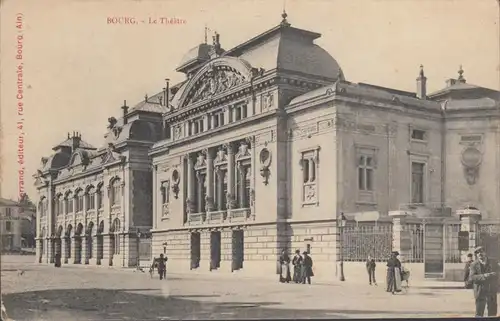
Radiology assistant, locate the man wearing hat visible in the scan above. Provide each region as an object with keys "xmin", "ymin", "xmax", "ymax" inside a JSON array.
[
  {"xmin": 463, "ymin": 253, "xmax": 474, "ymax": 289},
  {"xmin": 301, "ymin": 251, "xmax": 314, "ymax": 285},
  {"xmin": 468, "ymin": 246, "xmax": 498, "ymax": 317}
]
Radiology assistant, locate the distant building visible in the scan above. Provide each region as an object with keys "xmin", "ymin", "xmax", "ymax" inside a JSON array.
[
  {"xmin": 1, "ymin": 198, "xmax": 25, "ymax": 252},
  {"xmin": 35, "ymin": 13, "xmax": 500, "ymax": 280}
]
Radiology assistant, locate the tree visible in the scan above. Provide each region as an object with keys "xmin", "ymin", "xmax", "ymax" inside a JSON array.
[{"xmin": 19, "ymin": 193, "xmax": 36, "ymax": 211}]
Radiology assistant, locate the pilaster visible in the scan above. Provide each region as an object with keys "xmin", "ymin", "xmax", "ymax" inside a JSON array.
[
  {"xmin": 457, "ymin": 208, "xmax": 482, "ymax": 255},
  {"xmin": 71, "ymin": 237, "xmax": 78, "ymax": 264},
  {"xmin": 389, "ymin": 210, "xmax": 412, "ymax": 259},
  {"xmin": 226, "ymin": 143, "xmax": 235, "ymax": 209},
  {"xmin": 62, "ymin": 237, "xmax": 68, "ymax": 263},
  {"xmin": 220, "ymin": 230, "xmax": 233, "ymax": 272},
  {"xmin": 187, "ymin": 154, "xmax": 195, "ymax": 213},
  {"xmin": 201, "ymin": 231, "xmax": 211, "ymax": 271},
  {"xmin": 206, "ymin": 149, "xmax": 215, "ymax": 212},
  {"xmin": 82, "ymin": 236, "xmax": 88, "ymax": 264}
]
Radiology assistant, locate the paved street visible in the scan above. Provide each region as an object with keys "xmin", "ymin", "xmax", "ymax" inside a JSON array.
[{"xmin": 1, "ymin": 255, "xmax": 491, "ymax": 320}]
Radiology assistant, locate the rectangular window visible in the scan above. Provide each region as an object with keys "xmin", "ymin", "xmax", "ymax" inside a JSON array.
[
  {"xmin": 6, "ymin": 221, "xmax": 12, "ymax": 232},
  {"xmin": 235, "ymin": 107, "xmax": 241, "ymax": 121},
  {"xmin": 411, "ymin": 129, "xmax": 426, "ymax": 141},
  {"xmin": 301, "ymin": 148, "xmax": 319, "ymax": 206},
  {"xmin": 87, "ymin": 194, "xmax": 95, "ymax": 210},
  {"xmin": 411, "ymin": 162, "xmax": 425, "ymax": 204},
  {"xmin": 5, "ymin": 208, "xmax": 11, "ymax": 217},
  {"xmin": 68, "ymin": 199, "xmax": 73, "ymax": 213},
  {"xmin": 358, "ymin": 156, "xmax": 374, "ymax": 191}
]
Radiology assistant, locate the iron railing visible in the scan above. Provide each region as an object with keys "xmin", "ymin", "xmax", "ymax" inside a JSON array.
[{"xmin": 342, "ymin": 222, "xmax": 393, "ymax": 262}]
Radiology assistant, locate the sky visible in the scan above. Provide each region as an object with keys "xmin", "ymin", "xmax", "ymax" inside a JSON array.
[{"xmin": 0, "ymin": 0, "xmax": 499, "ymax": 202}]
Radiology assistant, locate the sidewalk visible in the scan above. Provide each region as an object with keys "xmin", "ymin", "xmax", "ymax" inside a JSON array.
[{"xmin": 35, "ymin": 262, "xmax": 466, "ymax": 289}]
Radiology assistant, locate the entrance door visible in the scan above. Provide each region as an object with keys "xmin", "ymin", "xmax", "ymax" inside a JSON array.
[
  {"xmin": 210, "ymin": 231, "xmax": 221, "ymax": 270},
  {"xmin": 424, "ymin": 224, "xmax": 444, "ymax": 278},
  {"xmin": 232, "ymin": 230, "xmax": 244, "ymax": 271},
  {"xmin": 190, "ymin": 232, "xmax": 201, "ymax": 269}
]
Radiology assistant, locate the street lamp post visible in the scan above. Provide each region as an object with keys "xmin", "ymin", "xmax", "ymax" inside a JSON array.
[
  {"xmin": 136, "ymin": 229, "xmax": 142, "ymax": 270},
  {"xmin": 338, "ymin": 212, "xmax": 347, "ymax": 282}
]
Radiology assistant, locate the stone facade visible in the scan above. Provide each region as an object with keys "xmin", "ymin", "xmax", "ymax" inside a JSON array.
[
  {"xmin": 35, "ymin": 16, "xmax": 500, "ymax": 280},
  {"xmin": 34, "ymin": 101, "xmax": 164, "ymax": 267}
]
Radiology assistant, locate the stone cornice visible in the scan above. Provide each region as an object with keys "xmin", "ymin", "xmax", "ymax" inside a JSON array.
[{"xmin": 149, "ymin": 110, "xmax": 278, "ymax": 157}]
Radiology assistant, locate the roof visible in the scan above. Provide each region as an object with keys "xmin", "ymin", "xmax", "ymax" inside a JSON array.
[
  {"xmin": 289, "ymin": 80, "xmax": 440, "ymax": 110},
  {"xmin": 52, "ymin": 137, "xmax": 96, "ymax": 151},
  {"xmin": 224, "ymin": 23, "xmax": 344, "ymax": 81},
  {"xmin": 0, "ymin": 198, "xmax": 19, "ymax": 207},
  {"xmin": 176, "ymin": 43, "xmax": 213, "ymax": 73}
]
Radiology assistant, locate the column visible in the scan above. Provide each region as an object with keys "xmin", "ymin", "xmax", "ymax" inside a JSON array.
[
  {"xmin": 216, "ymin": 170, "xmax": 223, "ymax": 211},
  {"xmin": 204, "ymin": 114, "xmax": 210, "ymax": 131},
  {"xmin": 196, "ymin": 172, "xmax": 203, "ymax": 213},
  {"xmin": 184, "ymin": 121, "xmax": 189, "ymax": 137},
  {"xmin": 186, "ymin": 154, "xmax": 195, "ymax": 213},
  {"xmin": 92, "ymin": 235, "xmax": 98, "ymax": 265},
  {"xmin": 388, "ymin": 211, "xmax": 412, "ymax": 259},
  {"xmin": 238, "ymin": 164, "xmax": 245, "ymax": 208},
  {"xmin": 457, "ymin": 208, "xmax": 481, "ymax": 257},
  {"xmin": 82, "ymin": 236, "xmax": 88, "ymax": 264},
  {"xmin": 36, "ymin": 238, "xmax": 43, "ymax": 263},
  {"xmin": 47, "ymin": 238, "xmax": 54, "ymax": 264},
  {"xmin": 224, "ymin": 107, "xmax": 230, "ymax": 124},
  {"xmin": 206, "ymin": 149, "xmax": 215, "ymax": 212},
  {"xmin": 102, "ymin": 234, "xmax": 112, "ymax": 266},
  {"xmin": 226, "ymin": 143, "xmax": 235, "ymax": 209},
  {"xmin": 71, "ymin": 237, "xmax": 78, "ymax": 264},
  {"xmin": 61, "ymin": 237, "xmax": 68, "ymax": 264}
]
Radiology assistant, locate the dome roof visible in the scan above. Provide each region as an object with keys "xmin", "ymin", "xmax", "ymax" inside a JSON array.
[{"xmin": 176, "ymin": 43, "xmax": 213, "ymax": 73}]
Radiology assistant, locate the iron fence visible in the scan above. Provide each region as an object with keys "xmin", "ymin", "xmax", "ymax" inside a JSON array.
[
  {"xmin": 342, "ymin": 222, "xmax": 393, "ymax": 262},
  {"xmin": 476, "ymin": 223, "xmax": 500, "ymax": 261},
  {"xmin": 444, "ymin": 223, "xmax": 461, "ymax": 263},
  {"xmin": 407, "ymin": 223, "xmax": 424, "ymax": 263}
]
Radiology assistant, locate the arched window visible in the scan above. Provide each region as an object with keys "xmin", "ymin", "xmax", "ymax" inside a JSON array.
[
  {"xmin": 56, "ymin": 194, "xmax": 63, "ymax": 215},
  {"xmin": 86, "ymin": 187, "xmax": 96, "ymax": 210},
  {"xmin": 75, "ymin": 190, "xmax": 84, "ymax": 213},
  {"xmin": 110, "ymin": 179, "xmax": 121, "ymax": 206},
  {"xmin": 65, "ymin": 192, "xmax": 73, "ymax": 214},
  {"xmin": 96, "ymin": 184, "xmax": 104, "ymax": 209}
]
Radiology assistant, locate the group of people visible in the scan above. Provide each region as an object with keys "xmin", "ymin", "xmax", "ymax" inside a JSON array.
[
  {"xmin": 463, "ymin": 246, "xmax": 498, "ymax": 317},
  {"xmin": 278, "ymin": 249, "xmax": 314, "ymax": 284},
  {"xmin": 364, "ymin": 251, "xmax": 409, "ymax": 293}
]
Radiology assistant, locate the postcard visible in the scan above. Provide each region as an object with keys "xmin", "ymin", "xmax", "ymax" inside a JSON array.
[{"xmin": 1, "ymin": 0, "xmax": 499, "ymax": 319}]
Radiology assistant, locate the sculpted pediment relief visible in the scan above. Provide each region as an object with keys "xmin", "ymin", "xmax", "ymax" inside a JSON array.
[
  {"xmin": 179, "ymin": 57, "xmax": 254, "ymax": 108},
  {"xmin": 185, "ymin": 65, "xmax": 245, "ymax": 105}
]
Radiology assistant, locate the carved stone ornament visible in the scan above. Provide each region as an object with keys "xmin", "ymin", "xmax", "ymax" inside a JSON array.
[
  {"xmin": 461, "ymin": 147, "xmax": 482, "ymax": 185},
  {"xmin": 173, "ymin": 126, "xmax": 182, "ymax": 140},
  {"xmin": 262, "ymin": 93, "xmax": 274, "ymax": 112},
  {"xmin": 205, "ymin": 195, "xmax": 215, "ymax": 212},
  {"xmin": 186, "ymin": 65, "xmax": 245, "ymax": 105},
  {"xmin": 236, "ymin": 141, "xmax": 251, "ymax": 160},
  {"xmin": 259, "ymin": 148, "xmax": 272, "ymax": 185},
  {"xmin": 226, "ymin": 193, "xmax": 237, "ymax": 209},
  {"xmin": 162, "ymin": 203, "xmax": 169, "ymax": 217},
  {"xmin": 171, "ymin": 170, "xmax": 180, "ymax": 199},
  {"xmin": 186, "ymin": 198, "xmax": 193, "ymax": 214}
]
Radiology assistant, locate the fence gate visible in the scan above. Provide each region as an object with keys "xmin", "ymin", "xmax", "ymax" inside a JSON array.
[
  {"xmin": 342, "ymin": 222, "xmax": 393, "ymax": 262},
  {"xmin": 423, "ymin": 224, "xmax": 444, "ymax": 278},
  {"xmin": 477, "ymin": 224, "xmax": 500, "ymax": 261}
]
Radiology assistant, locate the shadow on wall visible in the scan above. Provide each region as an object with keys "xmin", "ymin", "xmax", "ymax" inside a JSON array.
[{"xmin": 2, "ymin": 288, "xmax": 473, "ymax": 320}]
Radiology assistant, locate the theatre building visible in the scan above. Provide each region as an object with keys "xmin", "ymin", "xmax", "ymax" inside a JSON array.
[{"xmin": 36, "ymin": 14, "xmax": 500, "ymax": 279}]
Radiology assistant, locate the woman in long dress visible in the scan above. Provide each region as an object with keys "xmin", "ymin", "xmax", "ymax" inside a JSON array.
[
  {"xmin": 279, "ymin": 249, "xmax": 292, "ymax": 283},
  {"xmin": 292, "ymin": 250, "xmax": 303, "ymax": 283},
  {"xmin": 386, "ymin": 251, "xmax": 402, "ymax": 294}
]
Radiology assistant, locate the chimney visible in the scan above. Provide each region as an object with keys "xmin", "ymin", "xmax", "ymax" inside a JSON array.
[
  {"xmin": 416, "ymin": 65, "xmax": 427, "ymax": 100},
  {"xmin": 71, "ymin": 131, "xmax": 81, "ymax": 150},
  {"xmin": 165, "ymin": 78, "xmax": 170, "ymax": 108},
  {"xmin": 121, "ymin": 100, "xmax": 129, "ymax": 124}
]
